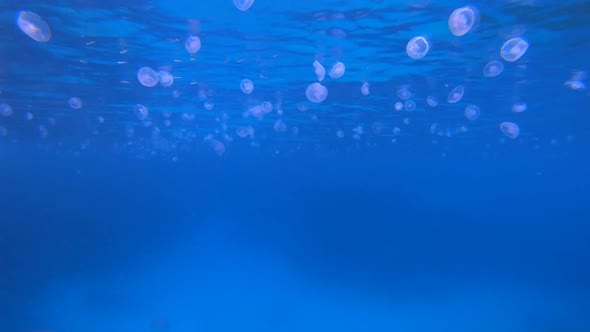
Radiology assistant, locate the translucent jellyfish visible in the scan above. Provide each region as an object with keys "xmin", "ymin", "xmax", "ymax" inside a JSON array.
[
  {"xmin": 392, "ymin": 127, "xmax": 401, "ymax": 136},
  {"xmin": 447, "ymin": 85, "xmax": 464, "ymax": 103},
  {"xmin": 234, "ymin": 0, "xmax": 255, "ymax": 11},
  {"xmin": 336, "ymin": 129, "xmax": 344, "ymax": 138},
  {"xmin": 313, "ymin": 60, "xmax": 325, "ymax": 82},
  {"xmin": 500, "ymin": 122, "xmax": 520, "ymax": 138},
  {"xmin": 274, "ymin": 119, "xmax": 287, "ymax": 132},
  {"xmin": 261, "ymin": 101, "xmax": 273, "ymax": 113},
  {"xmin": 204, "ymin": 101, "xmax": 214, "ymax": 110},
  {"xmin": 328, "ymin": 62, "xmax": 345, "ymax": 78},
  {"xmin": 68, "ymin": 97, "xmax": 83, "ymax": 109},
  {"xmin": 240, "ymin": 79, "xmax": 254, "ymax": 94},
  {"xmin": 134, "ymin": 104, "xmax": 149, "ymax": 120},
  {"xmin": 464, "ymin": 105, "xmax": 480, "ymax": 121},
  {"xmin": 185, "ymin": 35, "xmax": 201, "ymax": 54},
  {"xmin": 361, "ymin": 82, "xmax": 370, "ymax": 96},
  {"xmin": 406, "ymin": 36, "xmax": 429, "ymax": 59},
  {"xmin": 0, "ymin": 103, "xmax": 13, "ymax": 117},
  {"xmin": 158, "ymin": 71, "xmax": 174, "ymax": 87},
  {"xmin": 448, "ymin": 6, "xmax": 476, "ymax": 37},
  {"xmin": 397, "ymin": 86, "xmax": 412, "ymax": 100},
  {"xmin": 137, "ymin": 67, "xmax": 159, "ymax": 87},
  {"xmin": 394, "ymin": 102, "xmax": 403, "ymax": 111},
  {"xmin": 482, "ymin": 60, "xmax": 504, "ymax": 77},
  {"xmin": 25, "ymin": 112, "xmax": 33, "ymax": 120},
  {"xmin": 0, "ymin": 125, "xmax": 7, "ymax": 137},
  {"xmin": 17, "ymin": 11, "xmax": 51, "ymax": 42},
  {"xmin": 426, "ymin": 96, "xmax": 438, "ymax": 107},
  {"xmin": 305, "ymin": 83, "xmax": 328, "ymax": 103},
  {"xmin": 404, "ymin": 100, "xmax": 416, "ymax": 111},
  {"xmin": 500, "ymin": 37, "xmax": 529, "ymax": 62},
  {"xmin": 512, "ymin": 102, "xmax": 527, "ymax": 113}
]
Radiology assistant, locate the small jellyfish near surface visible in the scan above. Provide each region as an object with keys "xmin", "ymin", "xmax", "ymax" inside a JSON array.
[
  {"xmin": 361, "ymin": 82, "xmax": 370, "ymax": 96},
  {"xmin": 234, "ymin": 0, "xmax": 255, "ymax": 11},
  {"xmin": 68, "ymin": 97, "xmax": 83, "ymax": 109},
  {"xmin": 500, "ymin": 37, "xmax": 529, "ymax": 62},
  {"xmin": 305, "ymin": 83, "xmax": 328, "ymax": 103},
  {"xmin": 448, "ymin": 6, "xmax": 476, "ymax": 37},
  {"xmin": 158, "ymin": 71, "xmax": 174, "ymax": 87},
  {"xmin": 185, "ymin": 35, "xmax": 201, "ymax": 54},
  {"xmin": 512, "ymin": 102, "xmax": 527, "ymax": 113},
  {"xmin": 0, "ymin": 103, "xmax": 13, "ymax": 117},
  {"xmin": 394, "ymin": 102, "xmax": 403, "ymax": 111},
  {"xmin": 313, "ymin": 60, "xmax": 325, "ymax": 82},
  {"xmin": 406, "ymin": 36, "xmax": 429, "ymax": 59},
  {"xmin": 447, "ymin": 85, "xmax": 465, "ymax": 103},
  {"xmin": 137, "ymin": 67, "xmax": 159, "ymax": 87},
  {"xmin": 464, "ymin": 105, "xmax": 480, "ymax": 121},
  {"xmin": 134, "ymin": 104, "xmax": 149, "ymax": 120},
  {"xmin": 500, "ymin": 121, "xmax": 520, "ymax": 138},
  {"xmin": 17, "ymin": 11, "xmax": 51, "ymax": 42},
  {"xmin": 328, "ymin": 62, "xmax": 345, "ymax": 78},
  {"xmin": 426, "ymin": 96, "xmax": 438, "ymax": 107},
  {"xmin": 483, "ymin": 60, "xmax": 504, "ymax": 77},
  {"xmin": 240, "ymin": 79, "xmax": 254, "ymax": 94},
  {"xmin": 404, "ymin": 100, "xmax": 416, "ymax": 111}
]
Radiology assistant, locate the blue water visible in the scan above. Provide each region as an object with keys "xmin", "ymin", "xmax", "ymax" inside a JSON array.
[{"xmin": 1, "ymin": 0, "xmax": 589, "ymax": 331}]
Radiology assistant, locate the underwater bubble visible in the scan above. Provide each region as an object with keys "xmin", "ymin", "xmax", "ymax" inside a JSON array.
[
  {"xmin": 234, "ymin": 0, "xmax": 255, "ymax": 11},
  {"xmin": 464, "ymin": 104, "xmax": 480, "ymax": 121},
  {"xmin": 137, "ymin": 67, "xmax": 159, "ymax": 87},
  {"xmin": 500, "ymin": 121, "xmax": 520, "ymax": 138},
  {"xmin": 500, "ymin": 37, "xmax": 529, "ymax": 62},
  {"xmin": 406, "ymin": 36, "xmax": 429, "ymax": 59},
  {"xmin": 426, "ymin": 96, "xmax": 438, "ymax": 107},
  {"xmin": 447, "ymin": 85, "xmax": 464, "ymax": 103},
  {"xmin": 305, "ymin": 83, "xmax": 328, "ymax": 103},
  {"xmin": 158, "ymin": 71, "xmax": 174, "ymax": 87},
  {"xmin": 361, "ymin": 82, "xmax": 370, "ymax": 96},
  {"xmin": 512, "ymin": 102, "xmax": 527, "ymax": 113},
  {"xmin": 448, "ymin": 6, "xmax": 476, "ymax": 37},
  {"xmin": 0, "ymin": 103, "xmax": 13, "ymax": 117},
  {"xmin": 328, "ymin": 62, "xmax": 345, "ymax": 78},
  {"xmin": 17, "ymin": 11, "xmax": 51, "ymax": 42},
  {"xmin": 134, "ymin": 104, "xmax": 149, "ymax": 120},
  {"xmin": 483, "ymin": 60, "xmax": 504, "ymax": 77},
  {"xmin": 313, "ymin": 60, "xmax": 325, "ymax": 82},
  {"xmin": 185, "ymin": 35, "xmax": 201, "ymax": 54},
  {"xmin": 68, "ymin": 97, "xmax": 83, "ymax": 109},
  {"xmin": 240, "ymin": 79, "xmax": 254, "ymax": 94}
]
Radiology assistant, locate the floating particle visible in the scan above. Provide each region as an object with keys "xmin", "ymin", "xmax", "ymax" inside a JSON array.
[
  {"xmin": 68, "ymin": 97, "xmax": 83, "ymax": 109},
  {"xmin": 137, "ymin": 67, "xmax": 159, "ymax": 87},
  {"xmin": 328, "ymin": 62, "xmax": 345, "ymax": 78},
  {"xmin": 240, "ymin": 79, "xmax": 254, "ymax": 94},
  {"xmin": 464, "ymin": 104, "xmax": 480, "ymax": 120},
  {"xmin": 158, "ymin": 71, "xmax": 174, "ymax": 87},
  {"xmin": 448, "ymin": 6, "xmax": 476, "ymax": 37},
  {"xmin": 305, "ymin": 83, "xmax": 328, "ymax": 103},
  {"xmin": 17, "ymin": 11, "xmax": 51, "ymax": 42},
  {"xmin": 406, "ymin": 36, "xmax": 429, "ymax": 59},
  {"xmin": 185, "ymin": 35, "xmax": 201, "ymax": 54},
  {"xmin": 447, "ymin": 85, "xmax": 464, "ymax": 103},
  {"xmin": 234, "ymin": 0, "xmax": 255, "ymax": 11},
  {"xmin": 500, "ymin": 121, "xmax": 519, "ymax": 138},
  {"xmin": 361, "ymin": 82, "xmax": 370, "ymax": 95},
  {"xmin": 482, "ymin": 60, "xmax": 504, "ymax": 77},
  {"xmin": 500, "ymin": 37, "xmax": 529, "ymax": 62},
  {"xmin": 313, "ymin": 60, "xmax": 325, "ymax": 82}
]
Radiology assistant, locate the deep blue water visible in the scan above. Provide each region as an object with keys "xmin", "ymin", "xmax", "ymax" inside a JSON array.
[{"xmin": 1, "ymin": 0, "xmax": 590, "ymax": 331}]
